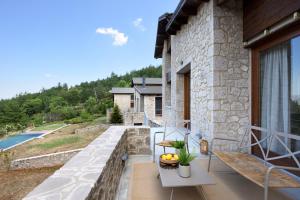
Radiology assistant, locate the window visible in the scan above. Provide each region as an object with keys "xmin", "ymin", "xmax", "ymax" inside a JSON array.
[
  {"xmin": 252, "ymin": 31, "xmax": 300, "ymax": 168},
  {"xmin": 130, "ymin": 94, "xmax": 134, "ymax": 108},
  {"xmin": 155, "ymin": 96, "xmax": 162, "ymax": 116}
]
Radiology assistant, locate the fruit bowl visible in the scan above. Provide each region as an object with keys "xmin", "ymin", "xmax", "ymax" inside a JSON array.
[{"xmin": 159, "ymin": 153, "xmax": 179, "ymax": 166}]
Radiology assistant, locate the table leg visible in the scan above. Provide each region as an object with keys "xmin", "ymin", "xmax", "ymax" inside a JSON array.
[{"xmin": 170, "ymin": 188, "xmax": 174, "ymax": 200}]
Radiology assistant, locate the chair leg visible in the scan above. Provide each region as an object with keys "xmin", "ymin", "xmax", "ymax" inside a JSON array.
[
  {"xmin": 208, "ymin": 153, "xmax": 212, "ymax": 172},
  {"xmin": 264, "ymin": 186, "xmax": 268, "ymax": 200}
]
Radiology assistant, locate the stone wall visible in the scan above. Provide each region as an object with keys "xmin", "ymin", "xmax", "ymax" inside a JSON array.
[
  {"xmin": 124, "ymin": 112, "xmax": 145, "ymax": 125},
  {"xmin": 126, "ymin": 127, "xmax": 151, "ymax": 155},
  {"xmin": 170, "ymin": 1, "xmax": 214, "ymax": 134},
  {"xmin": 75, "ymin": 124, "xmax": 109, "ymax": 134},
  {"xmin": 144, "ymin": 95, "xmax": 163, "ymax": 124},
  {"xmin": 24, "ymin": 126, "xmax": 151, "ymax": 200},
  {"xmin": 164, "ymin": 0, "xmax": 250, "ymax": 150},
  {"xmin": 10, "ymin": 149, "xmax": 82, "ymax": 170},
  {"xmin": 211, "ymin": 0, "xmax": 249, "ymax": 150}
]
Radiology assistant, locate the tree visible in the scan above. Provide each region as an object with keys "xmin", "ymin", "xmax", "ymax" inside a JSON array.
[
  {"xmin": 22, "ymin": 98, "xmax": 43, "ymax": 116},
  {"xmin": 110, "ymin": 105, "xmax": 123, "ymax": 124},
  {"xmin": 117, "ymin": 80, "xmax": 130, "ymax": 87},
  {"xmin": 84, "ymin": 97, "xmax": 98, "ymax": 114}
]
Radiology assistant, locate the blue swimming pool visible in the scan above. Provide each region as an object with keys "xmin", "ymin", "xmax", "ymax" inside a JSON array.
[{"xmin": 0, "ymin": 133, "xmax": 43, "ymax": 150}]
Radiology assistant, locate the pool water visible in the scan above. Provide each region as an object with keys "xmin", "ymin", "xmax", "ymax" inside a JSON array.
[{"xmin": 0, "ymin": 133, "xmax": 43, "ymax": 150}]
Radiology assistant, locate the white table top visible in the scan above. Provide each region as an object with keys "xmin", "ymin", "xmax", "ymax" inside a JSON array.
[{"xmin": 157, "ymin": 159, "xmax": 216, "ymax": 188}]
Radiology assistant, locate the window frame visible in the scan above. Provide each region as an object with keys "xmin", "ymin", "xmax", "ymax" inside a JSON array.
[
  {"xmin": 155, "ymin": 96, "xmax": 162, "ymax": 116},
  {"xmin": 251, "ymin": 23, "xmax": 300, "ymax": 168}
]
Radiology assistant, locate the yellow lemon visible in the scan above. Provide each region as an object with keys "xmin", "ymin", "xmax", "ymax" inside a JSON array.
[
  {"xmin": 166, "ymin": 154, "xmax": 172, "ymax": 160},
  {"xmin": 162, "ymin": 155, "xmax": 167, "ymax": 160},
  {"xmin": 173, "ymin": 155, "xmax": 179, "ymax": 160}
]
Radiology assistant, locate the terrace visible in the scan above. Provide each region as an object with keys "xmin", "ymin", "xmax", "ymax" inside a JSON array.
[{"xmin": 22, "ymin": 125, "xmax": 300, "ymax": 200}]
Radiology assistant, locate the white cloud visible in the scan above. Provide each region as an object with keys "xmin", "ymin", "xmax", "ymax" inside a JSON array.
[
  {"xmin": 133, "ymin": 18, "xmax": 146, "ymax": 31},
  {"xmin": 44, "ymin": 73, "xmax": 55, "ymax": 78},
  {"xmin": 96, "ymin": 27, "xmax": 128, "ymax": 46}
]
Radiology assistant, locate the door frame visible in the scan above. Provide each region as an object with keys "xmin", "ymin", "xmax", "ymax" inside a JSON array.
[{"xmin": 184, "ymin": 71, "xmax": 191, "ymax": 128}]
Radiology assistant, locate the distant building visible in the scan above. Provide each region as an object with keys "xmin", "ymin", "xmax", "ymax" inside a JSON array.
[
  {"xmin": 110, "ymin": 87, "xmax": 134, "ymax": 113},
  {"xmin": 110, "ymin": 77, "xmax": 162, "ymax": 125},
  {"xmin": 132, "ymin": 78, "xmax": 162, "ymax": 123}
]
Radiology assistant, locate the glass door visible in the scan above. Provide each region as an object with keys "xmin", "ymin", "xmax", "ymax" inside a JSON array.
[{"xmin": 252, "ymin": 33, "xmax": 300, "ymax": 167}]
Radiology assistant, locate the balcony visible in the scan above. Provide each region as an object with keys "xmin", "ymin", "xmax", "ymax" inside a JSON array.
[{"xmin": 23, "ymin": 126, "xmax": 300, "ymax": 200}]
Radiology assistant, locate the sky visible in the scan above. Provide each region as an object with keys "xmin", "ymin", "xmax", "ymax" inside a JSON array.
[{"xmin": 0, "ymin": 0, "xmax": 179, "ymax": 99}]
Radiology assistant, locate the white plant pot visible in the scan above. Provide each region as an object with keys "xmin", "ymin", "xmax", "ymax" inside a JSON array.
[{"xmin": 178, "ymin": 164, "xmax": 191, "ymax": 178}]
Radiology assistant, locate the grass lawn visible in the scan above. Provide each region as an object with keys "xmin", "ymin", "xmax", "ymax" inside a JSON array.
[
  {"xmin": 10, "ymin": 121, "xmax": 108, "ymax": 159},
  {"xmin": 31, "ymin": 123, "xmax": 66, "ymax": 131},
  {"xmin": 0, "ymin": 166, "xmax": 61, "ymax": 200}
]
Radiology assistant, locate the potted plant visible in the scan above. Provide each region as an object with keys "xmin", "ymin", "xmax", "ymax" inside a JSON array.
[
  {"xmin": 178, "ymin": 148, "xmax": 196, "ymax": 178},
  {"xmin": 171, "ymin": 140, "xmax": 185, "ymax": 155}
]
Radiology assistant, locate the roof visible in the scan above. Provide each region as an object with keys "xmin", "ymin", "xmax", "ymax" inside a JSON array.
[
  {"xmin": 154, "ymin": 13, "xmax": 173, "ymax": 59},
  {"xmin": 131, "ymin": 78, "xmax": 162, "ymax": 86},
  {"xmin": 110, "ymin": 87, "xmax": 134, "ymax": 94},
  {"xmin": 134, "ymin": 86, "xmax": 162, "ymax": 95},
  {"xmin": 166, "ymin": 0, "xmax": 207, "ymax": 35},
  {"xmin": 154, "ymin": 0, "xmax": 208, "ymax": 58}
]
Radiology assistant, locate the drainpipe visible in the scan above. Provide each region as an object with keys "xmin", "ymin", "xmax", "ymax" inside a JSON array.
[{"xmin": 142, "ymin": 77, "xmax": 146, "ymax": 88}]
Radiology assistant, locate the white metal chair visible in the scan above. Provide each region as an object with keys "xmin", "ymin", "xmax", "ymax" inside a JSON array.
[{"xmin": 153, "ymin": 119, "xmax": 191, "ymax": 162}]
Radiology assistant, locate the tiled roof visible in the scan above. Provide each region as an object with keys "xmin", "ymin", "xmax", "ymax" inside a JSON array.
[
  {"xmin": 132, "ymin": 78, "xmax": 162, "ymax": 85},
  {"xmin": 134, "ymin": 86, "xmax": 162, "ymax": 95},
  {"xmin": 110, "ymin": 87, "xmax": 134, "ymax": 94}
]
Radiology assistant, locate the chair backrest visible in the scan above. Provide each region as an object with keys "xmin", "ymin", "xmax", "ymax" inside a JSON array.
[{"xmin": 239, "ymin": 125, "xmax": 300, "ymax": 168}]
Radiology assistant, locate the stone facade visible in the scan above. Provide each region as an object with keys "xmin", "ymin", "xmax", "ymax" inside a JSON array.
[
  {"xmin": 114, "ymin": 94, "xmax": 133, "ymax": 113},
  {"xmin": 126, "ymin": 127, "xmax": 151, "ymax": 155},
  {"xmin": 162, "ymin": 0, "xmax": 250, "ymax": 150},
  {"xmin": 24, "ymin": 126, "xmax": 151, "ymax": 200},
  {"xmin": 124, "ymin": 112, "xmax": 145, "ymax": 126},
  {"xmin": 10, "ymin": 149, "xmax": 82, "ymax": 170},
  {"xmin": 144, "ymin": 95, "xmax": 162, "ymax": 124}
]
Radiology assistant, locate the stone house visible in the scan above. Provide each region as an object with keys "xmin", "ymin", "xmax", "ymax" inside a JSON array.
[
  {"xmin": 131, "ymin": 78, "xmax": 163, "ymax": 123},
  {"xmin": 110, "ymin": 87, "xmax": 134, "ymax": 113},
  {"xmin": 111, "ymin": 78, "xmax": 163, "ymax": 124},
  {"xmin": 155, "ymin": 0, "xmax": 300, "ymax": 154}
]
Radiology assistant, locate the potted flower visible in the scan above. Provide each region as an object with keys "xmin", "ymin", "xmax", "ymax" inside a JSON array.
[
  {"xmin": 171, "ymin": 140, "xmax": 185, "ymax": 155},
  {"xmin": 178, "ymin": 148, "xmax": 196, "ymax": 178}
]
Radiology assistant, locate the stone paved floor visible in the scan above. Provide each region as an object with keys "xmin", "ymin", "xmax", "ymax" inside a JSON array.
[
  {"xmin": 115, "ymin": 127, "xmax": 203, "ymax": 200},
  {"xmin": 115, "ymin": 155, "xmax": 151, "ymax": 200}
]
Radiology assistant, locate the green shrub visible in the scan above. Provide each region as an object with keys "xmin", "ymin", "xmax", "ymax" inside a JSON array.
[
  {"xmin": 65, "ymin": 117, "xmax": 83, "ymax": 124},
  {"xmin": 32, "ymin": 113, "xmax": 44, "ymax": 126},
  {"xmin": 110, "ymin": 105, "xmax": 123, "ymax": 124}
]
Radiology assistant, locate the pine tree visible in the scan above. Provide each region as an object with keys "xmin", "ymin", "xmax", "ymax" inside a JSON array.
[{"xmin": 110, "ymin": 105, "xmax": 123, "ymax": 124}]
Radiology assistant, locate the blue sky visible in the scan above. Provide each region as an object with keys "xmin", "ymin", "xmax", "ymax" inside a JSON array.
[{"xmin": 0, "ymin": 0, "xmax": 178, "ymax": 99}]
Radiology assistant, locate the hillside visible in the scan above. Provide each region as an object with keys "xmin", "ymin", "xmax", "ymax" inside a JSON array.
[{"xmin": 0, "ymin": 65, "xmax": 161, "ymax": 134}]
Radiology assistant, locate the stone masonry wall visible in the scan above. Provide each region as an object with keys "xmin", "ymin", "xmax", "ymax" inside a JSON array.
[
  {"xmin": 144, "ymin": 95, "xmax": 162, "ymax": 124},
  {"xmin": 164, "ymin": 0, "xmax": 250, "ymax": 150},
  {"xmin": 162, "ymin": 41, "xmax": 172, "ymax": 125},
  {"xmin": 126, "ymin": 127, "xmax": 151, "ymax": 155},
  {"xmin": 211, "ymin": 0, "xmax": 249, "ymax": 150},
  {"xmin": 10, "ymin": 149, "xmax": 82, "ymax": 170},
  {"xmin": 170, "ymin": 1, "xmax": 214, "ymax": 135},
  {"xmin": 24, "ymin": 126, "xmax": 151, "ymax": 200},
  {"xmin": 124, "ymin": 112, "xmax": 144, "ymax": 125}
]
